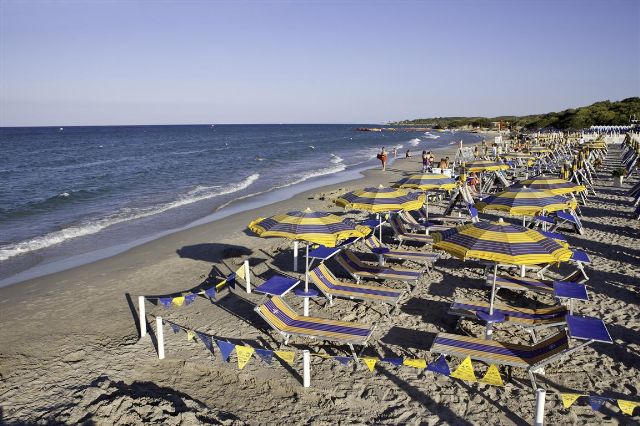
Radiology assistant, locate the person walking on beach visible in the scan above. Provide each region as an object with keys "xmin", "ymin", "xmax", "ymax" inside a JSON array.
[
  {"xmin": 405, "ymin": 149, "xmax": 411, "ymax": 158},
  {"xmin": 393, "ymin": 147, "xmax": 397, "ymax": 159},
  {"xmin": 377, "ymin": 147, "xmax": 388, "ymax": 171},
  {"xmin": 421, "ymin": 150, "xmax": 429, "ymax": 173}
]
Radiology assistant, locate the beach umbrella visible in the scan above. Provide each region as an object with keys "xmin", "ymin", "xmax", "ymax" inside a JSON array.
[
  {"xmin": 465, "ymin": 160, "xmax": 510, "ymax": 172},
  {"xmin": 514, "ymin": 177, "xmax": 586, "ymax": 196},
  {"xmin": 248, "ymin": 209, "xmax": 371, "ymax": 315},
  {"xmin": 432, "ymin": 219, "xmax": 572, "ymax": 336},
  {"xmin": 476, "ymin": 187, "xmax": 578, "ymax": 225},
  {"xmin": 335, "ymin": 185, "xmax": 425, "ymax": 241},
  {"xmin": 398, "ymin": 174, "xmax": 458, "ymax": 219}
]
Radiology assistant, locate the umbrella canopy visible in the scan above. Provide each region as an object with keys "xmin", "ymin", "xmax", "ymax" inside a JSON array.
[
  {"xmin": 335, "ymin": 185, "xmax": 425, "ymax": 213},
  {"xmin": 514, "ymin": 177, "xmax": 586, "ymax": 195},
  {"xmin": 248, "ymin": 208, "xmax": 370, "ymax": 247},
  {"xmin": 431, "ymin": 219, "xmax": 572, "ymax": 265},
  {"xmin": 397, "ymin": 173, "xmax": 457, "ymax": 191},
  {"xmin": 476, "ymin": 187, "xmax": 578, "ymax": 216},
  {"xmin": 465, "ymin": 160, "xmax": 510, "ymax": 172}
]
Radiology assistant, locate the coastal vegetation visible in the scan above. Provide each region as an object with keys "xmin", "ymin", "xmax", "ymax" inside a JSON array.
[{"xmin": 393, "ymin": 97, "xmax": 639, "ymax": 130}]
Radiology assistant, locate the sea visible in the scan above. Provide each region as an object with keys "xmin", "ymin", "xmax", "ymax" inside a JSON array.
[{"xmin": 0, "ymin": 124, "xmax": 482, "ymax": 286}]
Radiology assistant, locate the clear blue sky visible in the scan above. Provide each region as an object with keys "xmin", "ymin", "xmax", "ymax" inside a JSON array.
[{"xmin": 1, "ymin": 0, "xmax": 638, "ymax": 126}]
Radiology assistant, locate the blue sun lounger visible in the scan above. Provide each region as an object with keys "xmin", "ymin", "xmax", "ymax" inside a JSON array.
[
  {"xmin": 449, "ymin": 299, "xmax": 568, "ymax": 341},
  {"xmin": 255, "ymin": 296, "xmax": 375, "ymax": 358},
  {"xmin": 309, "ymin": 263, "xmax": 403, "ymax": 310},
  {"xmin": 364, "ymin": 235, "xmax": 438, "ymax": 276},
  {"xmin": 397, "ymin": 210, "xmax": 453, "ymax": 234},
  {"xmin": 389, "ymin": 215, "xmax": 434, "ymax": 247},
  {"xmin": 430, "ymin": 314, "xmax": 613, "ymax": 389},
  {"xmin": 335, "ymin": 250, "xmax": 423, "ymax": 287}
]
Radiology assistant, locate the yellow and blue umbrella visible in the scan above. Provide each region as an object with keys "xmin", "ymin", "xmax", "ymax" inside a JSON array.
[
  {"xmin": 432, "ymin": 219, "xmax": 572, "ymax": 318},
  {"xmin": 465, "ymin": 160, "xmax": 510, "ymax": 172},
  {"xmin": 476, "ymin": 187, "xmax": 578, "ymax": 220},
  {"xmin": 249, "ymin": 208, "xmax": 371, "ymax": 314},
  {"xmin": 515, "ymin": 177, "xmax": 586, "ymax": 196},
  {"xmin": 397, "ymin": 173, "xmax": 457, "ymax": 191},
  {"xmin": 335, "ymin": 185, "xmax": 425, "ymax": 240}
]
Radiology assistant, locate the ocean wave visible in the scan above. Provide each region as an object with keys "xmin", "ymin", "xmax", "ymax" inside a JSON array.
[
  {"xmin": 0, "ymin": 189, "xmax": 97, "ymax": 219},
  {"xmin": 408, "ymin": 138, "xmax": 421, "ymax": 146},
  {"xmin": 330, "ymin": 154, "xmax": 344, "ymax": 164},
  {"xmin": 0, "ymin": 174, "xmax": 259, "ymax": 261},
  {"xmin": 424, "ymin": 132, "xmax": 440, "ymax": 139}
]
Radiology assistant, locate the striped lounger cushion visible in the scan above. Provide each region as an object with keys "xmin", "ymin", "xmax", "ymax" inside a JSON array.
[
  {"xmin": 365, "ymin": 236, "xmax": 438, "ymax": 263},
  {"xmin": 257, "ymin": 297, "xmax": 373, "ymax": 344},
  {"xmin": 450, "ymin": 299, "xmax": 567, "ymax": 325},
  {"xmin": 310, "ymin": 264, "xmax": 402, "ymax": 304},
  {"xmin": 487, "ymin": 274, "xmax": 554, "ymax": 293},
  {"xmin": 338, "ymin": 251, "xmax": 422, "ymax": 281},
  {"xmin": 430, "ymin": 332, "xmax": 569, "ymax": 368}
]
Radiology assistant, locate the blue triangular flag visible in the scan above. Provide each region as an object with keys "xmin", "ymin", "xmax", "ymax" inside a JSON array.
[
  {"xmin": 589, "ymin": 396, "xmax": 609, "ymax": 412},
  {"xmin": 333, "ymin": 356, "xmax": 352, "ymax": 365},
  {"xmin": 255, "ymin": 349, "xmax": 274, "ymax": 364},
  {"xmin": 215, "ymin": 340, "xmax": 235, "ymax": 362},
  {"xmin": 196, "ymin": 332, "xmax": 213, "ymax": 353},
  {"xmin": 381, "ymin": 357, "xmax": 403, "ymax": 366},
  {"xmin": 170, "ymin": 323, "xmax": 181, "ymax": 334},
  {"xmin": 227, "ymin": 272, "xmax": 236, "ymax": 284},
  {"xmin": 204, "ymin": 286, "xmax": 217, "ymax": 299},
  {"xmin": 427, "ymin": 355, "xmax": 451, "ymax": 376},
  {"xmin": 159, "ymin": 297, "xmax": 173, "ymax": 308},
  {"xmin": 184, "ymin": 293, "xmax": 197, "ymax": 305}
]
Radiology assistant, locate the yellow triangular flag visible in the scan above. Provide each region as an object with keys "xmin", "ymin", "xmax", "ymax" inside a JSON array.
[
  {"xmin": 561, "ymin": 393, "xmax": 584, "ymax": 409},
  {"xmin": 617, "ymin": 400, "xmax": 639, "ymax": 416},
  {"xmin": 275, "ymin": 350, "xmax": 295, "ymax": 365},
  {"xmin": 479, "ymin": 364, "xmax": 504, "ymax": 387},
  {"xmin": 236, "ymin": 264, "xmax": 246, "ymax": 280},
  {"xmin": 172, "ymin": 296, "xmax": 185, "ymax": 307},
  {"xmin": 403, "ymin": 358, "xmax": 427, "ymax": 369},
  {"xmin": 362, "ymin": 357, "xmax": 378, "ymax": 372},
  {"xmin": 450, "ymin": 356, "xmax": 477, "ymax": 382},
  {"xmin": 186, "ymin": 330, "xmax": 196, "ymax": 341},
  {"xmin": 236, "ymin": 345, "xmax": 255, "ymax": 369}
]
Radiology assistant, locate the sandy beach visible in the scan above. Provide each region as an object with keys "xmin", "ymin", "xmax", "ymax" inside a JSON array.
[{"xmin": 1, "ymin": 134, "xmax": 639, "ymax": 425}]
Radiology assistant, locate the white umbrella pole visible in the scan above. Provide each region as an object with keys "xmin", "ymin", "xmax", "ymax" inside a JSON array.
[
  {"xmin": 304, "ymin": 243, "xmax": 310, "ymax": 316},
  {"xmin": 293, "ymin": 241, "xmax": 299, "ymax": 272},
  {"xmin": 425, "ymin": 191, "xmax": 429, "ymax": 219},
  {"xmin": 486, "ymin": 263, "xmax": 498, "ymax": 340},
  {"xmin": 379, "ymin": 214, "xmax": 383, "ymax": 242}
]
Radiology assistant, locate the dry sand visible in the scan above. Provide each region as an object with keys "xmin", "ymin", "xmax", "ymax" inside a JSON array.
[{"xmin": 1, "ymin": 135, "xmax": 639, "ymax": 425}]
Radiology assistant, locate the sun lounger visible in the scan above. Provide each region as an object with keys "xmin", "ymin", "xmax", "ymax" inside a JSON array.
[
  {"xmin": 335, "ymin": 250, "xmax": 422, "ymax": 286},
  {"xmin": 486, "ymin": 265, "xmax": 588, "ymax": 294},
  {"xmin": 430, "ymin": 314, "xmax": 613, "ymax": 389},
  {"xmin": 364, "ymin": 235, "xmax": 438, "ymax": 275},
  {"xmin": 389, "ymin": 215, "xmax": 433, "ymax": 247},
  {"xmin": 551, "ymin": 210, "xmax": 584, "ymax": 235},
  {"xmin": 397, "ymin": 210, "xmax": 452, "ymax": 235},
  {"xmin": 255, "ymin": 296, "xmax": 375, "ymax": 358},
  {"xmin": 309, "ymin": 263, "xmax": 403, "ymax": 310},
  {"xmin": 449, "ymin": 299, "xmax": 568, "ymax": 341}
]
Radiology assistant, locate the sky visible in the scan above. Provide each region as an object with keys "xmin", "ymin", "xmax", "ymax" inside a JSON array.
[{"xmin": 0, "ymin": 0, "xmax": 638, "ymax": 126}]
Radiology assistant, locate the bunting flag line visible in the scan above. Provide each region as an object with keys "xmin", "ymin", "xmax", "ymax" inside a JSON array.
[
  {"xmin": 159, "ymin": 297, "xmax": 173, "ymax": 308},
  {"xmin": 275, "ymin": 350, "xmax": 295, "ymax": 365},
  {"xmin": 403, "ymin": 358, "xmax": 427, "ymax": 369},
  {"xmin": 196, "ymin": 332, "xmax": 214, "ymax": 354},
  {"xmin": 186, "ymin": 330, "xmax": 196, "ymax": 342},
  {"xmin": 170, "ymin": 323, "xmax": 182, "ymax": 334},
  {"xmin": 334, "ymin": 356, "xmax": 352, "ymax": 366},
  {"xmin": 216, "ymin": 340, "xmax": 236, "ymax": 362},
  {"xmin": 561, "ymin": 393, "xmax": 584, "ymax": 409},
  {"xmin": 617, "ymin": 400, "xmax": 639, "ymax": 416},
  {"xmin": 205, "ymin": 286, "xmax": 217, "ymax": 299},
  {"xmin": 479, "ymin": 365, "xmax": 504, "ymax": 387},
  {"xmin": 362, "ymin": 357, "xmax": 378, "ymax": 372},
  {"xmin": 381, "ymin": 358, "xmax": 403, "ymax": 366},
  {"xmin": 589, "ymin": 396, "xmax": 609, "ymax": 412},
  {"xmin": 142, "ymin": 275, "xmax": 232, "ymax": 307},
  {"xmin": 450, "ymin": 356, "xmax": 477, "ymax": 382},
  {"xmin": 236, "ymin": 264, "xmax": 246, "ymax": 280},
  {"xmin": 427, "ymin": 355, "xmax": 451, "ymax": 376},
  {"xmin": 184, "ymin": 293, "xmax": 197, "ymax": 305},
  {"xmin": 172, "ymin": 296, "xmax": 185, "ymax": 307},
  {"xmin": 255, "ymin": 349, "xmax": 274, "ymax": 364},
  {"xmin": 236, "ymin": 345, "xmax": 255, "ymax": 369}
]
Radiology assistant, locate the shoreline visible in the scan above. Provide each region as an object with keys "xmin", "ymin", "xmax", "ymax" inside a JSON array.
[{"xmin": 0, "ymin": 134, "xmax": 488, "ymax": 291}]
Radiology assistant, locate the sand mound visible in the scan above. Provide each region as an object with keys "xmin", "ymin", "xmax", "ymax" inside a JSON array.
[{"xmin": 54, "ymin": 377, "xmax": 243, "ymax": 425}]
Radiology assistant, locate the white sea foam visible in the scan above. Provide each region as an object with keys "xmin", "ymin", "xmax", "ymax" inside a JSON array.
[
  {"xmin": 0, "ymin": 174, "xmax": 260, "ymax": 261},
  {"xmin": 408, "ymin": 138, "xmax": 421, "ymax": 146},
  {"xmin": 330, "ymin": 154, "xmax": 344, "ymax": 164},
  {"xmin": 424, "ymin": 132, "xmax": 440, "ymax": 139}
]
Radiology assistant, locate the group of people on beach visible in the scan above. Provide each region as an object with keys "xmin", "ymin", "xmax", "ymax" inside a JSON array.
[{"xmin": 377, "ymin": 146, "xmax": 450, "ymax": 173}]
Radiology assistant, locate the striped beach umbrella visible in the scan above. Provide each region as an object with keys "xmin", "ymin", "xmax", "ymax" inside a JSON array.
[
  {"xmin": 465, "ymin": 160, "xmax": 510, "ymax": 172},
  {"xmin": 514, "ymin": 177, "xmax": 586, "ymax": 196},
  {"xmin": 432, "ymin": 219, "xmax": 572, "ymax": 319},
  {"xmin": 249, "ymin": 209, "xmax": 371, "ymax": 315},
  {"xmin": 335, "ymin": 185, "xmax": 425, "ymax": 240},
  {"xmin": 397, "ymin": 173, "xmax": 457, "ymax": 191},
  {"xmin": 476, "ymin": 187, "xmax": 578, "ymax": 221}
]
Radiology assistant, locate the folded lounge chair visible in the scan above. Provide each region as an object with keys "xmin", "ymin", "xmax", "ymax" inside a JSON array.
[
  {"xmin": 255, "ymin": 296, "xmax": 375, "ymax": 358},
  {"xmin": 430, "ymin": 315, "xmax": 613, "ymax": 389},
  {"xmin": 309, "ymin": 263, "xmax": 403, "ymax": 310},
  {"xmin": 335, "ymin": 250, "xmax": 422, "ymax": 287},
  {"xmin": 389, "ymin": 215, "xmax": 433, "ymax": 247},
  {"xmin": 449, "ymin": 299, "xmax": 568, "ymax": 341},
  {"xmin": 364, "ymin": 235, "xmax": 438, "ymax": 275}
]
